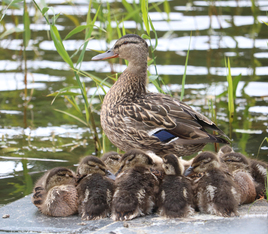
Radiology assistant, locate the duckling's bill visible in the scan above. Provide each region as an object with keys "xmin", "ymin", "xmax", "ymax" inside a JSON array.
[
  {"xmin": 184, "ymin": 166, "xmax": 194, "ymax": 176},
  {"xmin": 92, "ymin": 49, "xmax": 119, "ymax": 60}
]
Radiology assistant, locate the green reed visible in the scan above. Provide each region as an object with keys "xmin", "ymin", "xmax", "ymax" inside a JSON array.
[{"xmin": 0, "ymin": 0, "xmax": 239, "ymax": 155}]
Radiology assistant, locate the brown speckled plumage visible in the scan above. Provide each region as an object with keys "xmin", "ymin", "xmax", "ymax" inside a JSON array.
[
  {"xmin": 250, "ymin": 158, "xmax": 268, "ymax": 198},
  {"xmin": 111, "ymin": 149, "xmax": 159, "ymax": 221},
  {"xmin": 157, "ymin": 154, "xmax": 195, "ymax": 218},
  {"xmin": 76, "ymin": 156, "xmax": 115, "ymax": 220},
  {"xmin": 220, "ymin": 152, "xmax": 257, "ymax": 203},
  {"xmin": 92, "ymin": 34, "xmax": 229, "ymax": 158},
  {"xmin": 184, "ymin": 152, "xmax": 240, "ymax": 217},
  {"xmin": 218, "ymin": 145, "xmax": 234, "ymax": 157},
  {"xmin": 101, "ymin": 151, "xmax": 122, "ymax": 175},
  {"xmin": 32, "ymin": 167, "xmax": 78, "ymax": 217}
]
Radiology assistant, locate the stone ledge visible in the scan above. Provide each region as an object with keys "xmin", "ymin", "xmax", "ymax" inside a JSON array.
[{"xmin": 0, "ymin": 195, "xmax": 268, "ymax": 234}]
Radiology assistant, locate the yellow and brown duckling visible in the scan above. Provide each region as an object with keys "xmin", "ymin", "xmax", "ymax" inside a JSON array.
[
  {"xmin": 111, "ymin": 149, "xmax": 159, "ymax": 221},
  {"xmin": 184, "ymin": 151, "xmax": 240, "ymax": 217},
  {"xmin": 220, "ymin": 152, "xmax": 256, "ymax": 204},
  {"xmin": 92, "ymin": 34, "xmax": 229, "ymax": 158},
  {"xmin": 157, "ymin": 154, "xmax": 195, "ymax": 218},
  {"xmin": 101, "ymin": 151, "xmax": 122, "ymax": 175},
  {"xmin": 32, "ymin": 167, "xmax": 78, "ymax": 217},
  {"xmin": 249, "ymin": 158, "xmax": 268, "ymax": 198},
  {"xmin": 76, "ymin": 156, "xmax": 115, "ymax": 220}
]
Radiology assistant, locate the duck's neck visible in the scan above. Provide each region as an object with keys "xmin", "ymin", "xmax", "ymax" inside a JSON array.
[{"xmin": 104, "ymin": 60, "xmax": 148, "ymax": 106}]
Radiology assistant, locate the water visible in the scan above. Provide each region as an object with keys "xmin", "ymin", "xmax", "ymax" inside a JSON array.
[{"xmin": 0, "ymin": 0, "xmax": 267, "ymax": 205}]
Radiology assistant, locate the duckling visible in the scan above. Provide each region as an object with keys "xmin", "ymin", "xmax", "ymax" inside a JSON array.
[
  {"xmin": 32, "ymin": 167, "xmax": 78, "ymax": 217},
  {"xmin": 184, "ymin": 151, "xmax": 240, "ymax": 217},
  {"xmin": 76, "ymin": 156, "xmax": 115, "ymax": 220},
  {"xmin": 249, "ymin": 158, "xmax": 268, "ymax": 198},
  {"xmin": 157, "ymin": 154, "xmax": 195, "ymax": 218},
  {"xmin": 111, "ymin": 149, "xmax": 159, "ymax": 221},
  {"xmin": 101, "ymin": 151, "xmax": 122, "ymax": 175},
  {"xmin": 180, "ymin": 157, "xmax": 194, "ymax": 170},
  {"xmin": 218, "ymin": 145, "xmax": 234, "ymax": 157},
  {"xmin": 92, "ymin": 34, "xmax": 229, "ymax": 158},
  {"xmin": 220, "ymin": 152, "xmax": 256, "ymax": 204}
]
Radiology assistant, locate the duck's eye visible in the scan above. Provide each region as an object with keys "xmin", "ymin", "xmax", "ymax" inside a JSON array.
[
  {"xmin": 123, "ymin": 41, "xmax": 128, "ymax": 44},
  {"xmin": 165, "ymin": 166, "xmax": 168, "ymax": 169}
]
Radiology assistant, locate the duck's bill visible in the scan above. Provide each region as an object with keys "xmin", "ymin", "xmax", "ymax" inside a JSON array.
[
  {"xmin": 91, "ymin": 49, "xmax": 119, "ymax": 60},
  {"xmin": 106, "ymin": 170, "xmax": 116, "ymax": 181},
  {"xmin": 184, "ymin": 166, "xmax": 194, "ymax": 176}
]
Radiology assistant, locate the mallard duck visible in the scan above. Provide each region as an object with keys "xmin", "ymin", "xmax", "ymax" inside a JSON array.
[
  {"xmin": 101, "ymin": 151, "xmax": 122, "ymax": 175},
  {"xmin": 76, "ymin": 156, "xmax": 115, "ymax": 220},
  {"xmin": 32, "ymin": 167, "xmax": 78, "ymax": 217},
  {"xmin": 92, "ymin": 34, "xmax": 229, "ymax": 158},
  {"xmin": 184, "ymin": 151, "xmax": 239, "ymax": 217},
  {"xmin": 111, "ymin": 149, "xmax": 159, "ymax": 221},
  {"xmin": 220, "ymin": 152, "xmax": 256, "ymax": 204},
  {"xmin": 157, "ymin": 154, "xmax": 195, "ymax": 218},
  {"xmin": 249, "ymin": 158, "xmax": 268, "ymax": 198},
  {"xmin": 217, "ymin": 145, "xmax": 234, "ymax": 157}
]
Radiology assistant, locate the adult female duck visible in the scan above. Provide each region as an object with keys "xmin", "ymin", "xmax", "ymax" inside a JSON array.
[{"xmin": 92, "ymin": 34, "xmax": 229, "ymax": 157}]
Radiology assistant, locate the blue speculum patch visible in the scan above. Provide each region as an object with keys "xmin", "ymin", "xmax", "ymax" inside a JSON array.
[{"xmin": 153, "ymin": 129, "xmax": 177, "ymax": 143}]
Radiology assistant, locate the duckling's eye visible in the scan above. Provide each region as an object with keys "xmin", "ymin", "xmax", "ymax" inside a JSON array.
[{"xmin": 110, "ymin": 157, "xmax": 119, "ymax": 161}]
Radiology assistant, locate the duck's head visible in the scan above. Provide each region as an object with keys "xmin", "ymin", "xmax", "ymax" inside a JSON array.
[
  {"xmin": 76, "ymin": 156, "xmax": 108, "ymax": 180},
  {"xmin": 92, "ymin": 34, "xmax": 148, "ymax": 64},
  {"xmin": 184, "ymin": 151, "xmax": 220, "ymax": 176},
  {"xmin": 45, "ymin": 167, "xmax": 76, "ymax": 191},
  {"xmin": 220, "ymin": 152, "xmax": 250, "ymax": 172},
  {"xmin": 162, "ymin": 154, "xmax": 184, "ymax": 176},
  {"xmin": 218, "ymin": 145, "xmax": 234, "ymax": 157},
  {"xmin": 101, "ymin": 151, "xmax": 122, "ymax": 174},
  {"xmin": 116, "ymin": 149, "xmax": 153, "ymax": 175}
]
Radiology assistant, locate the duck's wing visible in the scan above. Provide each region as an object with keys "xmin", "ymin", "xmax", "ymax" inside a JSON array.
[{"xmin": 120, "ymin": 92, "xmax": 229, "ymax": 144}]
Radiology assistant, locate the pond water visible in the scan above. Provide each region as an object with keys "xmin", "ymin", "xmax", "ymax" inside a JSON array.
[{"xmin": 0, "ymin": 0, "xmax": 268, "ymax": 205}]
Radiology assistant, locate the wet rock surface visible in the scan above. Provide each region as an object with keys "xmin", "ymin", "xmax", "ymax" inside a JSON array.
[{"xmin": 0, "ymin": 195, "xmax": 268, "ymax": 234}]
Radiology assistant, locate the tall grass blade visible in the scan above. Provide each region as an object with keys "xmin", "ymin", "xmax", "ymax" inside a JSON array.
[
  {"xmin": 23, "ymin": 1, "xmax": 31, "ymax": 48},
  {"xmin": 64, "ymin": 24, "xmax": 105, "ymax": 41},
  {"xmin": 232, "ymin": 74, "xmax": 242, "ymax": 100},
  {"xmin": 225, "ymin": 58, "xmax": 234, "ymax": 123},
  {"xmin": 141, "ymin": 0, "xmax": 150, "ymax": 35},
  {"xmin": 164, "ymin": 0, "xmax": 170, "ymax": 22},
  {"xmin": 54, "ymin": 109, "xmax": 88, "ymax": 126},
  {"xmin": 257, "ymin": 137, "xmax": 268, "ymax": 158},
  {"xmin": 180, "ymin": 32, "xmax": 191, "ymax": 101},
  {"xmin": 0, "ymin": 0, "xmax": 23, "ymax": 22},
  {"xmin": 76, "ymin": 1, "xmax": 99, "ymax": 66},
  {"xmin": 0, "ymin": 27, "xmax": 23, "ymax": 39},
  {"xmin": 50, "ymin": 25, "xmax": 73, "ymax": 67}
]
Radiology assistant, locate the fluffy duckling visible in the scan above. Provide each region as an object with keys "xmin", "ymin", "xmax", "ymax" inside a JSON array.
[
  {"xmin": 217, "ymin": 145, "xmax": 234, "ymax": 158},
  {"xmin": 32, "ymin": 167, "xmax": 78, "ymax": 217},
  {"xmin": 111, "ymin": 149, "xmax": 159, "ymax": 221},
  {"xmin": 76, "ymin": 156, "xmax": 115, "ymax": 220},
  {"xmin": 220, "ymin": 152, "xmax": 256, "ymax": 204},
  {"xmin": 250, "ymin": 158, "xmax": 268, "ymax": 198},
  {"xmin": 157, "ymin": 154, "xmax": 195, "ymax": 218},
  {"xmin": 101, "ymin": 151, "xmax": 122, "ymax": 175},
  {"xmin": 184, "ymin": 151, "xmax": 239, "ymax": 217}
]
